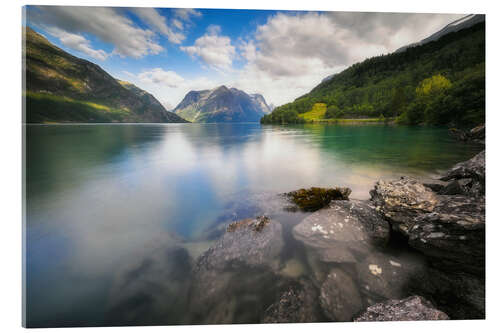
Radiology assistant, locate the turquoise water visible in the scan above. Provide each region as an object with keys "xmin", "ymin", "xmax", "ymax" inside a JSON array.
[{"xmin": 24, "ymin": 123, "xmax": 482, "ymax": 326}]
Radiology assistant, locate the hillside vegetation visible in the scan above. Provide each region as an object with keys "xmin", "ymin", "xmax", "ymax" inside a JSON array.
[
  {"xmin": 261, "ymin": 22, "xmax": 485, "ymax": 127},
  {"xmin": 23, "ymin": 27, "xmax": 187, "ymax": 123}
]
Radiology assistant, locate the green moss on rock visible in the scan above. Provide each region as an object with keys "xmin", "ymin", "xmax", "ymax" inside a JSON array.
[{"xmin": 285, "ymin": 187, "xmax": 351, "ymax": 212}]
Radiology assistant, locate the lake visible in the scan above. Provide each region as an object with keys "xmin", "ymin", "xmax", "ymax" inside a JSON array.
[{"xmin": 24, "ymin": 123, "xmax": 483, "ymax": 327}]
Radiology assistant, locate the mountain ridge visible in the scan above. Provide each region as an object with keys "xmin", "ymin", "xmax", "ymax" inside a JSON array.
[
  {"xmin": 23, "ymin": 27, "xmax": 188, "ymax": 123},
  {"xmin": 174, "ymin": 85, "xmax": 271, "ymax": 122},
  {"xmin": 262, "ymin": 20, "xmax": 484, "ymax": 127}
]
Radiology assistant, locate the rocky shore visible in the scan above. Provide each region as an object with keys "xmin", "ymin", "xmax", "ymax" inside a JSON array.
[{"xmin": 110, "ymin": 150, "xmax": 485, "ymax": 324}]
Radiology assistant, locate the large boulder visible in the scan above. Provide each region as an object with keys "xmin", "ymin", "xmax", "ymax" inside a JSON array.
[
  {"xmin": 370, "ymin": 177, "xmax": 485, "ymax": 274},
  {"xmin": 188, "ymin": 216, "xmax": 285, "ymax": 324},
  {"xmin": 319, "ymin": 268, "xmax": 364, "ymax": 321},
  {"xmin": 370, "ymin": 177, "xmax": 439, "ymax": 235},
  {"xmin": 440, "ymin": 150, "xmax": 485, "ymax": 197},
  {"xmin": 354, "ymin": 296, "xmax": 449, "ymax": 321},
  {"xmin": 261, "ymin": 279, "xmax": 322, "ymax": 323},
  {"xmin": 407, "ymin": 195, "xmax": 485, "ymax": 274},
  {"xmin": 293, "ymin": 200, "xmax": 390, "ymax": 264}
]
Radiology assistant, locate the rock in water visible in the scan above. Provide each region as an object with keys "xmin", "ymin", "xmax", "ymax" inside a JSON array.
[
  {"xmin": 188, "ymin": 216, "xmax": 284, "ymax": 324},
  {"xmin": 262, "ymin": 279, "xmax": 322, "ymax": 323},
  {"xmin": 293, "ymin": 200, "xmax": 390, "ymax": 264},
  {"xmin": 370, "ymin": 177, "xmax": 485, "ymax": 274},
  {"xmin": 319, "ymin": 268, "xmax": 364, "ymax": 321},
  {"xmin": 285, "ymin": 186, "xmax": 351, "ymax": 212},
  {"xmin": 440, "ymin": 150, "xmax": 485, "ymax": 196},
  {"xmin": 408, "ymin": 268, "xmax": 485, "ymax": 319},
  {"xmin": 354, "ymin": 296, "xmax": 449, "ymax": 321},
  {"xmin": 357, "ymin": 252, "xmax": 426, "ymax": 300},
  {"xmin": 107, "ymin": 239, "xmax": 192, "ymax": 325},
  {"xmin": 370, "ymin": 177, "xmax": 439, "ymax": 235},
  {"xmin": 408, "ymin": 195, "xmax": 485, "ymax": 274}
]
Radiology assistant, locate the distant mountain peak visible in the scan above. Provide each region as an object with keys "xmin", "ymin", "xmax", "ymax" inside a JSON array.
[{"xmin": 174, "ymin": 86, "xmax": 271, "ymax": 122}]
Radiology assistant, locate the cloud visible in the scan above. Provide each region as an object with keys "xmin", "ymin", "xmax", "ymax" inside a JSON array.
[
  {"xmin": 44, "ymin": 26, "xmax": 109, "ymax": 60},
  {"xmin": 234, "ymin": 11, "xmax": 464, "ymax": 105},
  {"xmin": 180, "ymin": 25, "xmax": 236, "ymax": 72},
  {"xmin": 129, "ymin": 7, "xmax": 184, "ymax": 44},
  {"xmin": 173, "ymin": 8, "xmax": 202, "ymax": 21},
  {"xmin": 28, "ymin": 6, "xmax": 163, "ymax": 58},
  {"xmin": 137, "ymin": 68, "xmax": 185, "ymax": 88},
  {"xmin": 120, "ymin": 68, "xmax": 221, "ymax": 109}
]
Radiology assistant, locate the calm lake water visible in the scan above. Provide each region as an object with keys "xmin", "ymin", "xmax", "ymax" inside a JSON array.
[{"xmin": 24, "ymin": 123, "xmax": 482, "ymax": 327}]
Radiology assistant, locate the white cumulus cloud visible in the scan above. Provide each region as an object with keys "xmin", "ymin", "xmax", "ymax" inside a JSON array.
[
  {"xmin": 234, "ymin": 11, "xmax": 464, "ymax": 106},
  {"xmin": 137, "ymin": 68, "xmax": 186, "ymax": 88},
  {"xmin": 28, "ymin": 6, "xmax": 163, "ymax": 59},
  {"xmin": 44, "ymin": 26, "xmax": 109, "ymax": 61},
  {"xmin": 180, "ymin": 25, "xmax": 236, "ymax": 72},
  {"xmin": 129, "ymin": 7, "xmax": 185, "ymax": 44}
]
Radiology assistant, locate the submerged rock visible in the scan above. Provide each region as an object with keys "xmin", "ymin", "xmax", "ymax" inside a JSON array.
[
  {"xmin": 197, "ymin": 216, "xmax": 283, "ymax": 272},
  {"xmin": 354, "ymin": 296, "xmax": 449, "ymax": 321},
  {"xmin": 107, "ymin": 240, "xmax": 192, "ymax": 325},
  {"xmin": 357, "ymin": 251, "xmax": 426, "ymax": 300},
  {"xmin": 319, "ymin": 268, "xmax": 364, "ymax": 321},
  {"xmin": 408, "ymin": 268, "xmax": 485, "ymax": 319},
  {"xmin": 285, "ymin": 186, "xmax": 351, "ymax": 212},
  {"xmin": 188, "ymin": 216, "xmax": 284, "ymax": 324},
  {"xmin": 440, "ymin": 150, "xmax": 485, "ymax": 197},
  {"xmin": 262, "ymin": 279, "xmax": 322, "ymax": 323},
  {"xmin": 293, "ymin": 200, "xmax": 390, "ymax": 264}
]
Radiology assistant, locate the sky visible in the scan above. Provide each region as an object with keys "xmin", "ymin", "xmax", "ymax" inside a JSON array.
[{"xmin": 24, "ymin": 6, "xmax": 465, "ymax": 109}]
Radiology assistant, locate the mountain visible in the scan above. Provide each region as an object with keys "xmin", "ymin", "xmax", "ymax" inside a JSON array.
[
  {"xmin": 262, "ymin": 19, "xmax": 484, "ymax": 127},
  {"xmin": 396, "ymin": 14, "xmax": 485, "ymax": 53},
  {"xmin": 250, "ymin": 93, "xmax": 272, "ymax": 114},
  {"xmin": 173, "ymin": 86, "xmax": 270, "ymax": 122},
  {"xmin": 23, "ymin": 27, "xmax": 187, "ymax": 123}
]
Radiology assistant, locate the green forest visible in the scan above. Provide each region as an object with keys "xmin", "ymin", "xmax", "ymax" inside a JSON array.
[{"xmin": 261, "ymin": 22, "xmax": 485, "ymax": 127}]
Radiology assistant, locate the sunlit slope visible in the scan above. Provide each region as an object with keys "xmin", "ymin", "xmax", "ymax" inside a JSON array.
[{"xmin": 23, "ymin": 27, "xmax": 187, "ymax": 123}]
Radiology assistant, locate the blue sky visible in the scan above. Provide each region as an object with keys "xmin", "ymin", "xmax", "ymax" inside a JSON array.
[{"xmin": 25, "ymin": 6, "xmax": 464, "ymax": 108}]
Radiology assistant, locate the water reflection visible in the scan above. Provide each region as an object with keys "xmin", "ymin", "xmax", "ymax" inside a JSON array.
[{"xmin": 25, "ymin": 123, "xmax": 482, "ymax": 327}]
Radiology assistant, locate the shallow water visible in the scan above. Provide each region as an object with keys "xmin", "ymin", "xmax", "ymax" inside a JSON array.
[{"xmin": 24, "ymin": 123, "xmax": 482, "ymax": 327}]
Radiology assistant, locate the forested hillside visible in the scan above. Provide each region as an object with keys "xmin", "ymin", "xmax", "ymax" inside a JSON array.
[
  {"xmin": 23, "ymin": 27, "xmax": 187, "ymax": 123},
  {"xmin": 261, "ymin": 22, "xmax": 485, "ymax": 127}
]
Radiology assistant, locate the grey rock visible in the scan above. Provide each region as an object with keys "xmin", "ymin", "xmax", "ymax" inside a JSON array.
[
  {"xmin": 370, "ymin": 177, "xmax": 485, "ymax": 274},
  {"xmin": 262, "ymin": 279, "xmax": 322, "ymax": 323},
  {"xmin": 370, "ymin": 177, "xmax": 439, "ymax": 235},
  {"xmin": 354, "ymin": 296, "xmax": 449, "ymax": 321},
  {"xmin": 188, "ymin": 217, "xmax": 284, "ymax": 324},
  {"xmin": 408, "ymin": 195, "xmax": 485, "ymax": 274},
  {"xmin": 293, "ymin": 200, "xmax": 390, "ymax": 264},
  {"xmin": 319, "ymin": 268, "xmax": 364, "ymax": 321},
  {"xmin": 357, "ymin": 251, "xmax": 426, "ymax": 300},
  {"xmin": 107, "ymin": 240, "xmax": 192, "ymax": 325},
  {"xmin": 470, "ymin": 124, "xmax": 485, "ymax": 140},
  {"xmin": 440, "ymin": 151, "xmax": 485, "ymax": 196},
  {"xmin": 197, "ymin": 216, "xmax": 283, "ymax": 272},
  {"xmin": 423, "ymin": 183, "xmax": 445, "ymax": 193},
  {"xmin": 408, "ymin": 268, "xmax": 485, "ymax": 319}
]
